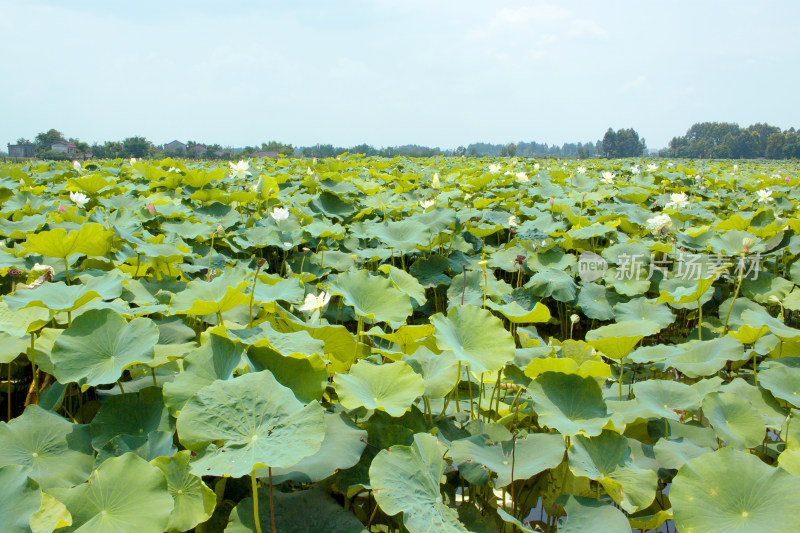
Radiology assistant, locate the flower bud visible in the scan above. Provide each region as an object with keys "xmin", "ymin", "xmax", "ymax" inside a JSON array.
[
  {"xmin": 256, "ymin": 258, "xmax": 267, "ymax": 268},
  {"xmin": 570, "ymin": 314, "xmax": 580, "ymax": 324},
  {"xmin": 147, "ymin": 203, "xmax": 156, "ymax": 214},
  {"xmin": 742, "ymin": 237, "xmax": 755, "ymax": 253},
  {"xmin": 216, "ymin": 225, "xmax": 225, "ymax": 236}
]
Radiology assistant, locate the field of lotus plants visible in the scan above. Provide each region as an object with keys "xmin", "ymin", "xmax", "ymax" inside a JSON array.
[{"xmin": 0, "ymin": 154, "xmax": 799, "ymax": 532}]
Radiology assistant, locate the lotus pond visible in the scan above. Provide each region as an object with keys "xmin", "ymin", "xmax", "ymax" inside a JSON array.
[{"xmin": 0, "ymin": 156, "xmax": 799, "ymax": 532}]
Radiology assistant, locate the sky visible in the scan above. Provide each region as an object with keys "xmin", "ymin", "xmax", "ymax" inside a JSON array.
[{"xmin": 2, "ymin": 0, "xmax": 799, "ymax": 151}]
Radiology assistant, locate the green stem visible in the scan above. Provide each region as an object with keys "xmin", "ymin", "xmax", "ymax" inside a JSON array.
[
  {"xmin": 151, "ymin": 368, "xmax": 157, "ymax": 387},
  {"xmin": 466, "ymin": 365, "xmax": 474, "ymax": 420},
  {"xmin": 251, "ymin": 468, "xmax": 263, "ymax": 533},
  {"xmin": 698, "ymin": 300, "xmax": 703, "ymax": 341},
  {"xmin": 249, "ymin": 263, "xmax": 264, "ymax": 328},
  {"xmin": 63, "ymin": 258, "xmax": 71, "ymax": 285},
  {"xmin": 722, "ymin": 254, "xmax": 746, "ymax": 333},
  {"xmin": 29, "ymin": 333, "xmax": 37, "ymax": 405},
  {"xmin": 269, "ymin": 467, "xmax": 276, "ymax": 533},
  {"xmin": 117, "ymin": 380, "xmax": 125, "ymax": 394},
  {"xmin": 7, "ymin": 364, "xmax": 11, "ymax": 421},
  {"xmin": 207, "ymin": 234, "xmax": 215, "ymax": 282}
]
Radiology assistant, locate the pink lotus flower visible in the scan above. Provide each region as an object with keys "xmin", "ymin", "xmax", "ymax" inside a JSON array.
[
  {"xmin": 786, "ymin": 176, "xmax": 791, "ymax": 184},
  {"xmin": 58, "ymin": 204, "xmax": 66, "ymax": 213},
  {"xmin": 147, "ymin": 203, "xmax": 156, "ymax": 214}
]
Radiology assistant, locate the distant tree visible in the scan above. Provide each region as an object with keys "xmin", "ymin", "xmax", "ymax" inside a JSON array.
[
  {"xmin": 765, "ymin": 133, "xmax": 785, "ymax": 159},
  {"xmin": 34, "ymin": 129, "xmax": 66, "ymax": 155},
  {"xmin": 500, "ymin": 143, "xmax": 517, "ymax": 157},
  {"xmin": 602, "ymin": 128, "xmax": 645, "ymax": 157},
  {"xmin": 454, "ymin": 146, "xmax": 467, "ymax": 156},
  {"xmin": 121, "ymin": 137, "xmax": 152, "ymax": 158},
  {"xmin": 16, "ymin": 137, "xmax": 32, "ymax": 145}
]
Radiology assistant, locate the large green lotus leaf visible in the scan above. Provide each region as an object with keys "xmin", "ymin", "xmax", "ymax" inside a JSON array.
[
  {"xmin": 267, "ymin": 412, "xmax": 366, "ymax": 484},
  {"xmin": 0, "ymin": 331, "xmax": 30, "ymax": 364},
  {"xmin": 335, "ymin": 360, "xmax": 424, "ymax": 417},
  {"xmin": 370, "ymin": 433, "xmax": 468, "ymax": 533},
  {"xmin": 656, "ymin": 276, "xmax": 716, "ymax": 309},
  {"xmin": 741, "ymin": 272, "xmax": 795, "ymax": 305},
  {"xmin": 95, "ymin": 430, "xmax": 176, "ymax": 464},
  {"xmin": 176, "ymin": 370, "xmax": 325, "ymax": 477},
  {"xmin": 4, "ymin": 275, "xmax": 123, "ymax": 313},
  {"xmin": 0, "ymin": 302, "xmax": 50, "ymax": 337},
  {"xmin": 757, "ymin": 363, "xmax": 800, "ymax": 408},
  {"xmin": 378, "ymin": 264, "xmax": 427, "ymax": 306},
  {"xmin": 567, "ymin": 431, "xmax": 657, "ymax": 513},
  {"xmin": 666, "ymin": 336, "xmax": 746, "ymax": 378},
  {"xmin": 372, "ymin": 218, "xmax": 429, "ymax": 253},
  {"xmin": 50, "ymin": 309, "xmax": 159, "ymax": 386},
  {"xmin": 329, "ymin": 269, "xmax": 412, "ymax": 327},
  {"xmin": 88, "ymin": 387, "xmax": 171, "ymax": 450},
  {"xmin": 702, "ymin": 391, "xmax": 766, "ymax": 449},
  {"xmin": 404, "ymin": 347, "xmax": 459, "ymax": 399},
  {"xmin": 252, "ymin": 275, "xmax": 304, "ymax": 304},
  {"xmin": 741, "ymin": 309, "xmax": 800, "ymax": 341},
  {"xmin": 614, "ymin": 297, "xmax": 675, "ymax": 329},
  {"xmin": 528, "ymin": 372, "xmax": 610, "ymax": 437},
  {"xmin": 30, "ymin": 492, "xmax": 73, "ymax": 533},
  {"xmin": 169, "ymin": 270, "xmax": 250, "ymax": 316},
  {"xmin": 557, "ymin": 495, "xmax": 630, "ymax": 533},
  {"xmin": 0, "ymin": 464, "xmax": 44, "ymax": 533},
  {"xmin": 151, "ymin": 451, "xmax": 215, "ymax": 533},
  {"xmin": 23, "ymin": 223, "xmax": 114, "ymax": 259},
  {"xmin": 576, "ymin": 282, "xmax": 616, "ymax": 321},
  {"xmin": 162, "ymin": 334, "xmax": 246, "ymax": 416},
  {"xmin": 485, "ymin": 299, "xmax": 551, "ymax": 323},
  {"xmin": 707, "ymin": 229, "xmax": 756, "ymax": 255},
  {"xmin": 48, "ymin": 453, "xmax": 174, "ymax": 533},
  {"xmin": 409, "ymin": 255, "xmax": 451, "ymax": 287},
  {"xmin": 720, "ymin": 377, "xmax": 785, "ymax": 429},
  {"xmin": 0, "ymin": 405, "xmax": 93, "ymax": 489},
  {"xmin": 671, "ymin": 447, "xmax": 800, "ymax": 533},
  {"xmin": 226, "ymin": 485, "xmax": 368, "ymax": 533},
  {"xmin": 215, "ymin": 322, "xmax": 324, "ymax": 357},
  {"xmin": 717, "ymin": 297, "xmax": 766, "ymax": 329},
  {"xmin": 246, "ymin": 346, "xmax": 327, "ymax": 403},
  {"xmin": 525, "ymin": 268, "xmax": 578, "ymax": 302},
  {"xmin": 653, "ymin": 437, "xmax": 714, "ymax": 470},
  {"xmin": 0, "ymin": 214, "xmax": 47, "ymax": 239},
  {"xmin": 585, "ymin": 320, "xmax": 660, "ymax": 360},
  {"xmin": 450, "ymin": 432, "xmax": 565, "ymax": 487},
  {"xmin": 370, "ymin": 324, "xmax": 435, "ymax": 351},
  {"xmin": 431, "ymin": 304, "xmax": 515, "ymax": 373},
  {"xmin": 631, "ymin": 379, "xmax": 701, "ymax": 420}
]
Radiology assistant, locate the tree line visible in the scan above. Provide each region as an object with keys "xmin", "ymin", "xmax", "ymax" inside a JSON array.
[{"xmin": 6, "ymin": 122, "xmax": 800, "ymax": 160}]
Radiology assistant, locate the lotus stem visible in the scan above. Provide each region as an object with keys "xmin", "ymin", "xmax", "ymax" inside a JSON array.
[
  {"xmin": 722, "ymin": 252, "xmax": 746, "ymax": 333},
  {"xmin": 249, "ymin": 260, "xmax": 265, "ymax": 328},
  {"xmin": 269, "ymin": 467, "xmax": 276, "ymax": 533},
  {"xmin": 151, "ymin": 368, "xmax": 157, "ymax": 387},
  {"xmin": 206, "ymin": 234, "xmax": 215, "ymax": 282},
  {"xmin": 466, "ymin": 365, "xmax": 474, "ymax": 420},
  {"xmin": 63, "ymin": 257, "xmax": 71, "ymax": 285},
  {"xmin": 7, "ymin": 364, "xmax": 11, "ymax": 421},
  {"xmin": 29, "ymin": 334, "xmax": 37, "ymax": 405},
  {"xmin": 117, "ymin": 380, "xmax": 125, "ymax": 394},
  {"xmin": 251, "ymin": 467, "xmax": 263, "ymax": 533}
]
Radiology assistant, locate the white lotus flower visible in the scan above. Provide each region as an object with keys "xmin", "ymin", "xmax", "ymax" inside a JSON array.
[
  {"xmin": 631, "ymin": 165, "xmax": 640, "ymax": 175},
  {"xmin": 647, "ymin": 163, "xmax": 658, "ymax": 172},
  {"xmin": 270, "ymin": 207, "xmax": 290, "ymax": 220},
  {"xmin": 70, "ymin": 191, "xmax": 89, "ymax": 208},
  {"xmin": 464, "ymin": 193, "xmax": 473, "ymax": 200},
  {"xmin": 508, "ymin": 215, "xmax": 519, "ymax": 228},
  {"xmin": 419, "ymin": 199, "xmax": 435, "ymax": 209},
  {"xmin": 168, "ymin": 167, "xmax": 180, "ymax": 173},
  {"xmin": 130, "ymin": 157, "xmax": 136, "ymax": 165},
  {"xmin": 665, "ymin": 192, "xmax": 689, "ymax": 209},
  {"xmin": 756, "ymin": 189, "xmax": 773, "ymax": 203},
  {"xmin": 646, "ymin": 213, "xmax": 672, "ymax": 235},
  {"xmin": 431, "ymin": 173, "xmax": 440, "ymax": 189},
  {"xmin": 298, "ymin": 291, "xmax": 331, "ymax": 312},
  {"xmin": 73, "ymin": 160, "xmax": 81, "ymax": 172},
  {"xmin": 534, "ymin": 163, "xmax": 540, "ymax": 171},
  {"xmin": 577, "ymin": 166, "xmax": 586, "ymax": 174},
  {"xmin": 733, "ymin": 164, "xmax": 739, "ymax": 172},
  {"xmin": 229, "ymin": 160, "xmax": 251, "ymax": 180},
  {"xmin": 601, "ymin": 171, "xmax": 615, "ymax": 184},
  {"xmin": 488, "ymin": 164, "xmax": 502, "ymax": 173},
  {"xmin": 307, "ymin": 167, "xmax": 313, "ymax": 175},
  {"xmin": 516, "ymin": 172, "xmax": 529, "ymax": 182}
]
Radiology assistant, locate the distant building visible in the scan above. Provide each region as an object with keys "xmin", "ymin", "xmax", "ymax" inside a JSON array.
[
  {"xmin": 7, "ymin": 142, "xmax": 34, "ymax": 157},
  {"xmin": 163, "ymin": 140, "xmax": 187, "ymax": 154},
  {"xmin": 251, "ymin": 150, "xmax": 279, "ymax": 158},
  {"xmin": 189, "ymin": 144, "xmax": 207, "ymax": 156},
  {"xmin": 51, "ymin": 141, "xmax": 77, "ymax": 154}
]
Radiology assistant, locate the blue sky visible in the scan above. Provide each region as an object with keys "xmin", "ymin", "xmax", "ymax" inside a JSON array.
[{"xmin": 2, "ymin": 0, "xmax": 798, "ymax": 150}]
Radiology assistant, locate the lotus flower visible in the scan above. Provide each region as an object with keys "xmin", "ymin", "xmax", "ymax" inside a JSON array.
[
  {"xmin": 419, "ymin": 200, "xmax": 435, "ymax": 209},
  {"xmin": 147, "ymin": 203, "xmax": 156, "ymax": 214},
  {"xmin": 786, "ymin": 176, "xmax": 791, "ymax": 184},
  {"xmin": 646, "ymin": 213, "xmax": 672, "ymax": 235},
  {"xmin": 516, "ymin": 172, "xmax": 529, "ymax": 182},
  {"xmin": 229, "ymin": 160, "xmax": 251, "ymax": 180},
  {"xmin": 58, "ymin": 204, "xmax": 66, "ymax": 213},
  {"xmin": 577, "ymin": 166, "xmax": 586, "ymax": 174},
  {"xmin": 534, "ymin": 163, "xmax": 540, "ymax": 171},
  {"xmin": 489, "ymin": 164, "xmax": 502, "ymax": 173},
  {"xmin": 631, "ymin": 165, "xmax": 640, "ymax": 175},
  {"xmin": 601, "ymin": 171, "xmax": 615, "ymax": 184},
  {"xmin": 271, "ymin": 207, "xmax": 289, "ymax": 221},
  {"xmin": 73, "ymin": 160, "xmax": 81, "ymax": 172},
  {"xmin": 647, "ymin": 163, "xmax": 658, "ymax": 172},
  {"xmin": 431, "ymin": 173, "xmax": 440, "ymax": 189},
  {"xmin": 70, "ymin": 191, "xmax": 88, "ymax": 208},
  {"xmin": 508, "ymin": 215, "xmax": 519, "ymax": 228},
  {"xmin": 733, "ymin": 164, "xmax": 739, "ymax": 172},
  {"xmin": 756, "ymin": 189, "xmax": 774, "ymax": 203},
  {"xmin": 130, "ymin": 157, "xmax": 136, "ymax": 165},
  {"xmin": 665, "ymin": 192, "xmax": 689, "ymax": 209},
  {"xmin": 298, "ymin": 291, "xmax": 331, "ymax": 312}
]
